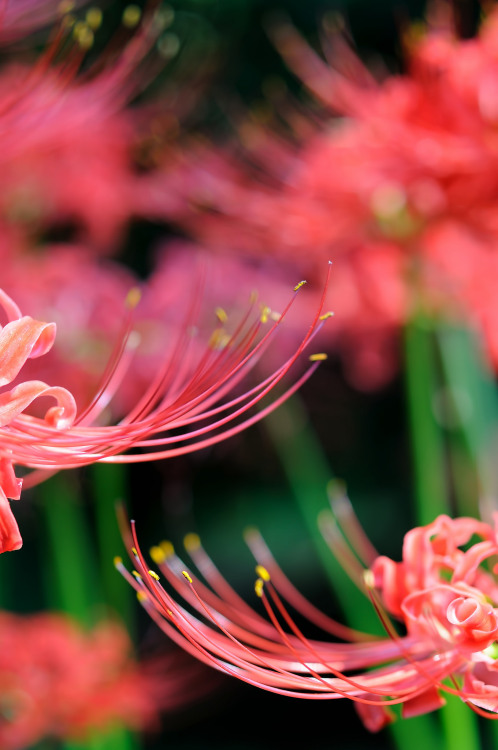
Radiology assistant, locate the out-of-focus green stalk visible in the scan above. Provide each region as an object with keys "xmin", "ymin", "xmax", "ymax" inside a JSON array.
[
  {"xmin": 265, "ymin": 398, "xmax": 385, "ymax": 638},
  {"xmin": 90, "ymin": 462, "xmax": 134, "ymax": 631},
  {"xmin": 265, "ymin": 395, "xmax": 441, "ymax": 750},
  {"xmin": 38, "ymin": 472, "xmax": 100, "ymax": 625},
  {"xmin": 404, "ymin": 316, "xmax": 449, "ymax": 524},
  {"xmin": 404, "ymin": 317, "xmax": 481, "ymax": 750},
  {"xmin": 38, "ymin": 471, "xmax": 139, "ymax": 750}
]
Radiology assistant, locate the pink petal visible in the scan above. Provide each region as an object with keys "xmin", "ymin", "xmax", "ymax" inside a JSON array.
[{"xmin": 0, "ymin": 317, "xmax": 56, "ymax": 386}]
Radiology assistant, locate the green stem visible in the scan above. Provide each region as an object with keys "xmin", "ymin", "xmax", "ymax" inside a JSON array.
[
  {"xmin": 404, "ymin": 317, "xmax": 449, "ymax": 524},
  {"xmin": 265, "ymin": 397, "xmax": 381, "ymax": 635},
  {"xmin": 90, "ymin": 462, "xmax": 134, "ymax": 631}
]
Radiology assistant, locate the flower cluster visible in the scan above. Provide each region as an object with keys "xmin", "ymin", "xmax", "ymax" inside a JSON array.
[
  {"xmin": 117, "ymin": 507, "xmax": 498, "ymax": 731},
  {"xmin": 0, "ymin": 611, "xmax": 161, "ymax": 748},
  {"xmin": 145, "ymin": 7, "xmax": 498, "ymax": 388}
]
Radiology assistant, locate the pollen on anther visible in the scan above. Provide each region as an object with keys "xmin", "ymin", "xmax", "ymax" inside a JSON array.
[
  {"xmin": 113, "ymin": 556, "xmax": 123, "ymax": 567},
  {"xmin": 131, "ymin": 547, "xmax": 138, "ymax": 557},
  {"xmin": 215, "ymin": 307, "xmax": 228, "ymax": 324},
  {"xmin": 126, "ymin": 287, "xmax": 142, "ymax": 309},
  {"xmin": 73, "ymin": 21, "xmax": 94, "ymax": 48},
  {"xmin": 255, "ymin": 565, "xmax": 270, "ymax": 582},
  {"xmin": 309, "ymin": 353, "xmax": 327, "ymax": 362},
  {"xmin": 260, "ymin": 305, "xmax": 271, "ymax": 324},
  {"xmin": 132, "ymin": 571, "xmax": 142, "ymax": 580},
  {"xmin": 148, "ymin": 570, "xmax": 160, "ymax": 581},
  {"xmin": 184, "ymin": 533, "xmax": 201, "ymax": 552},
  {"xmin": 255, "ymin": 578, "xmax": 265, "ymax": 597},
  {"xmin": 157, "ymin": 541, "xmax": 174, "ymax": 559},
  {"xmin": 319, "ymin": 311, "xmax": 334, "ymax": 320},
  {"xmin": 137, "ymin": 591, "xmax": 148, "ymax": 603},
  {"xmin": 363, "ymin": 569, "xmax": 375, "ymax": 589},
  {"xmin": 182, "ymin": 571, "xmax": 193, "ymax": 584},
  {"xmin": 293, "ymin": 280, "xmax": 307, "ymax": 292},
  {"xmin": 86, "ymin": 7, "xmax": 103, "ymax": 30},
  {"xmin": 150, "ymin": 546, "xmax": 166, "ymax": 564},
  {"xmin": 122, "ymin": 4, "xmax": 141, "ymax": 28}
]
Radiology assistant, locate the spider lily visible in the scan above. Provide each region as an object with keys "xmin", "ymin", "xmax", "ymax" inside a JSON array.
[
  {"xmin": 117, "ymin": 488, "xmax": 498, "ymax": 732},
  {"xmin": 0, "ymin": 268, "xmax": 331, "ymax": 552}
]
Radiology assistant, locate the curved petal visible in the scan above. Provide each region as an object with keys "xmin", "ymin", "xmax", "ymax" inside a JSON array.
[
  {"xmin": 0, "ymin": 380, "xmax": 76, "ymax": 428},
  {"xmin": 0, "ymin": 317, "xmax": 56, "ymax": 387}
]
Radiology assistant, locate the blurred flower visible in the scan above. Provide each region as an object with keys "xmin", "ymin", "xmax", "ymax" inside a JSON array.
[
  {"xmin": 0, "ymin": 610, "xmax": 201, "ymax": 748},
  {"xmin": 0, "ymin": 268, "xmax": 331, "ymax": 551},
  {"xmin": 146, "ymin": 7, "xmax": 498, "ymax": 388},
  {"xmin": 0, "ymin": 1, "xmax": 199, "ymax": 252},
  {"xmin": 117, "ymin": 498, "xmax": 498, "ymax": 731}
]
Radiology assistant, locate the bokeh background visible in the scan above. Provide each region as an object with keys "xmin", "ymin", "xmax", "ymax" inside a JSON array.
[{"xmin": 3, "ymin": 1, "xmax": 497, "ymax": 749}]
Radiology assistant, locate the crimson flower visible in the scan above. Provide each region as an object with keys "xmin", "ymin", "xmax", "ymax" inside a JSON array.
[
  {"xmin": 117, "ymin": 500, "xmax": 498, "ymax": 732},
  {"xmin": 0, "ymin": 610, "xmax": 197, "ymax": 748},
  {"xmin": 0, "ymin": 269, "xmax": 331, "ymax": 552}
]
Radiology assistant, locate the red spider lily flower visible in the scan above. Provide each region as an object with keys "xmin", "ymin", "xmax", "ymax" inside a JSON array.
[
  {"xmin": 116, "ymin": 495, "xmax": 498, "ymax": 732},
  {"xmin": 0, "ymin": 266, "xmax": 331, "ymax": 552},
  {"xmin": 144, "ymin": 6, "xmax": 498, "ymax": 388},
  {"xmin": 0, "ymin": 610, "xmax": 212, "ymax": 748}
]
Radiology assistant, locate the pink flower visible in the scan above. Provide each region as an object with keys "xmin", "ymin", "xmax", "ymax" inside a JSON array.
[
  {"xmin": 145, "ymin": 7, "xmax": 498, "ymax": 387},
  {"xmin": 0, "ymin": 610, "xmax": 206, "ymax": 748},
  {"xmin": 0, "ymin": 270, "xmax": 331, "ymax": 552},
  {"xmin": 117, "ymin": 507, "xmax": 498, "ymax": 731}
]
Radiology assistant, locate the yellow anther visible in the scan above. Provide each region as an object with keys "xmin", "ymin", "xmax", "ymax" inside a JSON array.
[
  {"xmin": 309, "ymin": 353, "xmax": 327, "ymax": 362},
  {"xmin": 131, "ymin": 547, "xmax": 138, "ymax": 557},
  {"xmin": 86, "ymin": 7, "xmax": 103, "ymax": 30},
  {"xmin": 215, "ymin": 307, "xmax": 228, "ymax": 324},
  {"xmin": 293, "ymin": 280, "xmax": 307, "ymax": 292},
  {"xmin": 184, "ymin": 533, "xmax": 201, "ymax": 552},
  {"xmin": 150, "ymin": 545, "xmax": 166, "ymax": 564},
  {"xmin": 182, "ymin": 570, "xmax": 193, "ymax": 584},
  {"xmin": 137, "ymin": 591, "xmax": 148, "ymax": 603},
  {"xmin": 113, "ymin": 556, "xmax": 123, "ymax": 567},
  {"xmin": 363, "ymin": 569, "xmax": 375, "ymax": 590},
  {"xmin": 160, "ymin": 540, "xmax": 175, "ymax": 558},
  {"xmin": 132, "ymin": 571, "xmax": 142, "ymax": 580},
  {"xmin": 73, "ymin": 21, "xmax": 94, "ymax": 49},
  {"xmin": 126, "ymin": 287, "xmax": 141, "ymax": 309},
  {"xmin": 255, "ymin": 565, "xmax": 270, "ymax": 582},
  {"xmin": 122, "ymin": 4, "xmax": 141, "ymax": 28},
  {"xmin": 255, "ymin": 578, "xmax": 264, "ymax": 597},
  {"xmin": 209, "ymin": 329, "xmax": 229, "ymax": 350},
  {"xmin": 260, "ymin": 305, "xmax": 271, "ymax": 324},
  {"xmin": 319, "ymin": 311, "xmax": 334, "ymax": 321},
  {"xmin": 148, "ymin": 570, "xmax": 160, "ymax": 581}
]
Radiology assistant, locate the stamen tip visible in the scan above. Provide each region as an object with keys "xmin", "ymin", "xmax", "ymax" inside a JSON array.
[
  {"xmin": 293, "ymin": 280, "xmax": 307, "ymax": 292},
  {"xmin": 126, "ymin": 287, "xmax": 142, "ymax": 309},
  {"xmin": 182, "ymin": 570, "xmax": 193, "ymax": 584},
  {"xmin": 184, "ymin": 533, "xmax": 201, "ymax": 552},
  {"xmin": 363, "ymin": 569, "xmax": 375, "ymax": 589},
  {"xmin": 309, "ymin": 353, "xmax": 327, "ymax": 362},
  {"xmin": 148, "ymin": 570, "xmax": 160, "ymax": 581},
  {"xmin": 255, "ymin": 564, "xmax": 270, "ymax": 582},
  {"xmin": 255, "ymin": 578, "xmax": 265, "ymax": 597},
  {"xmin": 150, "ymin": 545, "xmax": 166, "ymax": 564}
]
